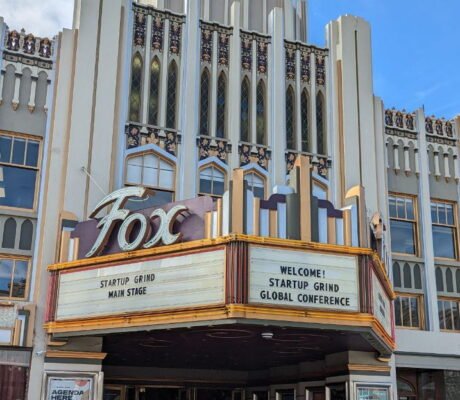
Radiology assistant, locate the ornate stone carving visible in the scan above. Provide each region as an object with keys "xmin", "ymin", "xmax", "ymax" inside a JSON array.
[
  {"xmin": 201, "ymin": 27, "xmax": 213, "ymax": 63},
  {"xmin": 300, "ymin": 49, "xmax": 311, "ymax": 83},
  {"xmin": 126, "ymin": 124, "xmax": 178, "ymax": 156},
  {"xmin": 315, "ymin": 54, "xmax": 326, "ymax": 86},
  {"xmin": 285, "ymin": 45, "xmax": 296, "ymax": 81},
  {"xmin": 6, "ymin": 30, "xmax": 20, "ymax": 51},
  {"xmin": 133, "ymin": 11, "xmax": 146, "ymax": 47},
  {"xmin": 257, "ymin": 39, "xmax": 268, "ymax": 74},
  {"xmin": 169, "ymin": 21, "xmax": 182, "ymax": 55},
  {"xmin": 198, "ymin": 137, "xmax": 231, "ymax": 163},
  {"xmin": 425, "ymin": 117, "xmax": 433, "ymax": 134},
  {"xmin": 218, "ymin": 32, "xmax": 230, "ymax": 66},
  {"xmin": 241, "ymin": 35, "xmax": 252, "ymax": 71},
  {"xmin": 239, "ymin": 144, "xmax": 271, "ymax": 170},
  {"xmin": 23, "ymin": 34, "xmax": 36, "ymax": 54},
  {"xmin": 151, "ymin": 14, "xmax": 164, "ymax": 51}
]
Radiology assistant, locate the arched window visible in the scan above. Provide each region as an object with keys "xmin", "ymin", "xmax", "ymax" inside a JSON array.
[
  {"xmin": 166, "ymin": 61, "xmax": 178, "ymax": 129},
  {"xmin": 446, "ymin": 268, "xmax": 454, "ymax": 292},
  {"xmin": 129, "ymin": 52, "xmax": 143, "ymax": 122},
  {"xmin": 403, "ymin": 263, "xmax": 412, "ymax": 289},
  {"xmin": 301, "ymin": 89, "xmax": 309, "ymax": 152},
  {"xmin": 286, "ymin": 86, "xmax": 295, "ymax": 150},
  {"xmin": 393, "ymin": 262, "xmax": 401, "ymax": 288},
  {"xmin": 125, "ymin": 151, "xmax": 175, "ymax": 207},
  {"xmin": 414, "ymin": 264, "xmax": 422, "ymax": 289},
  {"xmin": 19, "ymin": 220, "xmax": 33, "ymax": 250},
  {"xmin": 316, "ymin": 92, "xmax": 326, "ymax": 155},
  {"xmin": 199, "ymin": 165, "xmax": 226, "ymax": 198},
  {"xmin": 199, "ymin": 69, "xmax": 210, "ymax": 135},
  {"xmin": 244, "ymin": 171, "xmax": 265, "ymax": 199},
  {"xmin": 216, "ymin": 73, "xmax": 227, "ymax": 138},
  {"xmin": 240, "ymin": 78, "xmax": 250, "ymax": 142},
  {"xmin": 256, "ymin": 80, "xmax": 266, "ymax": 145},
  {"xmin": 435, "ymin": 267, "xmax": 444, "ymax": 292},
  {"xmin": 2, "ymin": 218, "xmax": 16, "ymax": 248},
  {"xmin": 148, "ymin": 57, "xmax": 161, "ymax": 126}
]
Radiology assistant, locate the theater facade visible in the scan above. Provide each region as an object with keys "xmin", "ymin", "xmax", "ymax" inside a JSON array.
[
  {"xmin": 42, "ymin": 162, "xmax": 395, "ymax": 400},
  {"xmin": 0, "ymin": 0, "xmax": 459, "ymax": 399}
]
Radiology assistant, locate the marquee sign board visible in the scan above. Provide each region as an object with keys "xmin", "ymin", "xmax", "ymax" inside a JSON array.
[
  {"xmin": 55, "ymin": 249, "xmax": 226, "ymax": 321},
  {"xmin": 249, "ymin": 246, "xmax": 359, "ymax": 312}
]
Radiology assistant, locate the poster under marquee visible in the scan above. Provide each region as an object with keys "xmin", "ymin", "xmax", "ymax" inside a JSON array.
[{"xmin": 46, "ymin": 377, "xmax": 92, "ymax": 400}]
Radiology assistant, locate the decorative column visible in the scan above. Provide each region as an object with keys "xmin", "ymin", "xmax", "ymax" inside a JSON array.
[
  {"xmin": 295, "ymin": 47, "xmax": 302, "ymax": 152},
  {"xmin": 269, "ymin": 4, "xmax": 286, "ymax": 186},
  {"xmin": 310, "ymin": 52, "xmax": 317, "ymax": 154},
  {"xmin": 416, "ymin": 107, "xmax": 440, "ymax": 332},
  {"xmin": 28, "ymin": 72, "xmax": 37, "ymax": 112},
  {"xmin": 141, "ymin": 15, "xmax": 153, "ymax": 126},
  {"xmin": 433, "ymin": 151, "xmax": 441, "ymax": 178},
  {"xmin": 250, "ymin": 35, "xmax": 257, "ymax": 143},
  {"xmin": 414, "ymin": 148, "xmax": 420, "ymax": 176},
  {"xmin": 393, "ymin": 144, "xmax": 400, "ymax": 172},
  {"xmin": 158, "ymin": 18, "xmax": 170, "ymax": 128},
  {"xmin": 403, "ymin": 145, "xmax": 410, "ymax": 175},
  {"xmin": 178, "ymin": 0, "xmax": 201, "ymax": 199},
  {"xmin": 209, "ymin": 30, "xmax": 218, "ymax": 137},
  {"xmin": 12, "ymin": 70, "xmax": 21, "ymax": 110},
  {"xmin": 228, "ymin": 0, "xmax": 241, "ymax": 170}
]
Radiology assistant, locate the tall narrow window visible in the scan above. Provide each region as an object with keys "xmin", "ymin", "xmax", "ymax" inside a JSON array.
[
  {"xmin": 256, "ymin": 80, "xmax": 266, "ymax": 145},
  {"xmin": 240, "ymin": 78, "xmax": 250, "ymax": 142},
  {"xmin": 431, "ymin": 200, "xmax": 457, "ymax": 259},
  {"xmin": 166, "ymin": 61, "xmax": 178, "ymax": 129},
  {"xmin": 389, "ymin": 194, "xmax": 417, "ymax": 255},
  {"xmin": 129, "ymin": 52, "xmax": 143, "ymax": 122},
  {"xmin": 301, "ymin": 89, "xmax": 309, "ymax": 152},
  {"xmin": 148, "ymin": 57, "xmax": 161, "ymax": 126},
  {"xmin": 316, "ymin": 92, "xmax": 326, "ymax": 155},
  {"xmin": 199, "ymin": 69, "xmax": 210, "ymax": 136},
  {"xmin": 19, "ymin": 219, "xmax": 33, "ymax": 250},
  {"xmin": 2, "ymin": 218, "xmax": 16, "ymax": 248},
  {"xmin": 216, "ymin": 73, "xmax": 227, "ymax": 138},
  {"xmin": 286, "ymin": 86, "xmax": 295, "ymax": 150}
]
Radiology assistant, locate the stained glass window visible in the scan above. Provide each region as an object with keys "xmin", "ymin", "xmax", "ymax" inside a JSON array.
[
  {"xmin": 129, "ymin": 52, "xmax": 143, "ymax": 122},
  {"xmin": 286, "ymin": 86, "xmax": 295, "ymax": 150},
  {"xmin": 316, "ymin": 93, "xmax": 326, "ymax": 155},
  {"xmin": 301, "ymin": 89, "xmax": 309, "ymax": 152},
  {"xmin": 199, "ymin": 69, "xmax": 210, "ymax": 135},
  {"xmin": 148, "ymin": 57, "xmax": 161, "ymax": 126},
  {"xmin": 166, "ymin": 61, "xmax": 178, "ymax": 129},
  {"xmin": 216, "ymin": 73, "xmax": 227, "ymax": 138},
  {"xmin": 256, "ymin": 80, "xmax": 266, "ymax": 145},
  {"xmin": 240, "ymin": 78, "xmax": 250, "ymax": 142}
]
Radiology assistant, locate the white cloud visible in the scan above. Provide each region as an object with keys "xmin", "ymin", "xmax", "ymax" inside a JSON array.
[{"xmin": 0, "ymin": 0, "xmax": 73, "ymax": 38}]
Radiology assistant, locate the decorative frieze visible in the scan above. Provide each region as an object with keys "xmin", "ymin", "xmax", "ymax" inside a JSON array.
[
  {"xmin": 126, "ymin": 123, "xmax": 179, "ymax": 156},
  {"xmin": 385, "ymin": 127, "xmax": 417, "ymax": 140},
  {"xmin": 315, "ymin": 53, "xmax": 326, "ymax": 86},
  {"xmin": 286, "ymin": 152, "xmax": 330, "ymax": 179},
  {"xmin": 300, "ymin": 49, "xmax": 310, "ymax": 83},
  {"xmin": 241, "ymin": 31, "xmax": 271, "ymax": 74},
  {"xmin": 425, "ymin": 116, "xmax": 456, "ymax": 138},
  {"xmin": 169, "ymin": 21, "xmax": 182, "ymax": 55},
  {"xmin": 385, "ymin": 109, "xmax": 416, "ymax": 132},
  {"xmin": 218, "ymin": 32, "xmax": 230, "ymax": 66},
  {"xmin": 239, "ymin": 144, "xmax": 271, "ymax": 170},
  {"xmin": 426, "ymin": 135, "xmax": 456, "ymax": 147},
  {"xmin": 198, "ymin": 136, "xmax": 231, "ymax": 163},
  {"xmin": 3, "ymin": 29, "xmax": 53, "ymax": 68}
]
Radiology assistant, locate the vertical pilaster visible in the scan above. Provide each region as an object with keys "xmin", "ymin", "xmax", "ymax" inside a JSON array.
[
  {"xmin": 141, "ymin": 15, "xmax": 153, "ymax": 125},
  {"xmin": 283, "ymin": 0, "xmax": 294, "ymax": 40},
  {"xmin": 28, "ymin": 73, "xmax": 37, "ymax": 112},
  {"xmin": 209, "ymin": 30, "xmax": 218, "ymax": 136},
  {"xmin": 158, "ymin": 19, "xmax": 170, "ymax": 128},
  {"xmin": 250, "ymin": 37, "xmax": 257, "ymax": 143},
  {"xmin": 228, "ymin": 0, "xmax": 241, "ymax": 170},
  {"xmin": 178, "ymin": 0, "xmax": 201, "ymax": 199},
  {"xmin": 310, "ymin": 52, "xmax": 317, "ymax": 154},
  {"xmin": 416, "ymin": 107, "xmax": 440, "ymax": 332},
  {"xmin": 269, "ymin": 5, "xmax": 286, "ymax": 187},
  {"xmin": 12, "ymin": 70, "xmax": 21, "ymax": 110},
  {"xmin": 295, "ymin": 49, "xmax": 301, "ymax": 152}
]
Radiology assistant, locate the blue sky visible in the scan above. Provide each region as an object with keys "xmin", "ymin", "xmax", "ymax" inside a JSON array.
[
  {"xmin": 308, "ymin": 0, "xmax": 460, "ymax": 119},
  {"xmin": 1, "ymin": 0, "xmax": 458, "ymax": 119}
]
